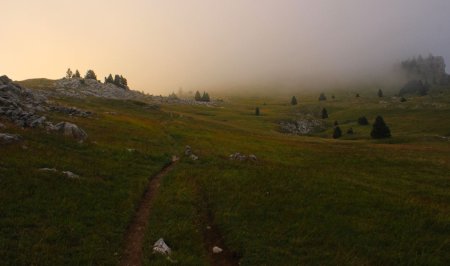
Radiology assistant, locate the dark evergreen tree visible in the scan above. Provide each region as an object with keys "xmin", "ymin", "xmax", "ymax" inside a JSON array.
[
  {"xmin": 201, "ymin": 92, "xmax": 210, "ymax": 102},
  {"xmin": 400, "ymin": 97, "xmax": 407, "ymax": 102},
  {"xmin": 331, "ymin": 95, "xmax": 335, "ymax": 99},
  {"xmin": 114, "ymin": 75, "xmax": 121, "ymax": 86},
  {"xmin": 321, "ymin": 108, "xmax": 328, "ymax": 119},
  {"xmin": 66, "ymin": 68, "xmax": 73, "ymax": 79},
  {"xmin": 255, "ymin": 107, "xmax": 260, "ymax": 116},
  {"xmin": 334, "ymin": 120, "xmax": 339, "ymax": 126},
  {"xmin": 358, "ymin": 116, "xmax": 369, "ymax": 125},
  {"xmin": 347, "ymin": 127, "xmax": 354, "ymax": 134},
  {"xmin": 73, "ymin": 70, "xmax": 81, "ymax": 78},
  {"xmin": 291, "ymin": 96, "xmax": 297, "ymax": 105},
  {"xmin": 120, "ymin": 75, "xmax": 128, "ymax": 86},
  {"xmin": 319, "ymin": 93, "xmax": 327, "ymax": 101},
  {"xmin": 85, "ymin": 69, "xmax": 97, "ymax": 80},
  {"xmin": 105, "ymin": 74, "xmax": 114, "ymax": 83},
  {"xmin": 399, "ymin": 80, "xmax": 429, "ymax": 96},
  {"xmin": 371, "ymin": 115, "xmax": 391, "ymax": 139},
  {"xmin": 356, "ymin": 93, "xmax": 360, "ymax": 98},
  {"xmin": 333, "ymin": 126, "xmax": 342, "ymax": 139},
  {"xmin": 378, "ymin": 89, "xmax": 383, "ymax": 98},
  {"xmin": 194, "ymin": 91, "xmax": 201, "ymax": 101}
]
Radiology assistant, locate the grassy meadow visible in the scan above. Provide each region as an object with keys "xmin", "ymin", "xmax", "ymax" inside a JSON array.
[{"xmin": 1, "ymin": 86, "xmax": 450, "ymax": 265}]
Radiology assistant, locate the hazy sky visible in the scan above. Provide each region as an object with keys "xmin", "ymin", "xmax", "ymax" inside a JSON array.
[{"xmin": 1, "ymin": 0, "xmax": 449, "ymax": 93}]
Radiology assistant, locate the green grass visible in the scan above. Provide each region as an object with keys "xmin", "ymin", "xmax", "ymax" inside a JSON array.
[
  {"xmin": 0, "ymin": 98, "xmax": 174, "ymax": 265},
  {"xmin": 1, "ymin": 84, "xmax": 450, "ymax": 265}
]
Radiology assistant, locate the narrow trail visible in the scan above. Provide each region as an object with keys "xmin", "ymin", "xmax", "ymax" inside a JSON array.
[
  {"xmin": 119, "ymin": 159, "xmax": 178, "ymax": 266},
  {"xmin": 197, "ymin": 191, "xmax": 241, "ymax": 266}
]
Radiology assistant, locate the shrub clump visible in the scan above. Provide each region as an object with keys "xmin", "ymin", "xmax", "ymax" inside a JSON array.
[{"xmin": 358, "ymin": 116, "xmax": 369, "ymax": 125}]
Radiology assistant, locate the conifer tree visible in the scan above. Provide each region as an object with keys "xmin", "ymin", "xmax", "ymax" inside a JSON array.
[
  {"xmin": 291, "ymin": 96, "xmax": 297, "ymax": 105},
  {"xmin": 201, "ymin": 92, "xmax": 210, "ymax": 102},
  {"xmin": 321, "ymin": 108, "xmax": 328, "ymax": 119},
  {"xmin": 319, "ymin": 93, "xmax": 327, "ymax": 101},
  {"xmin": 105, "ymin": 74, "xmax": 114, "ymax": 83},
  {"xmin": 73, "ymin": 70, "xmax": 81, "ymax": 78},
  {"xmin": 194, "ymin": 91, "xmax": 201, "ymax": 101},
  {"xmin": 371, "ymin": 115, "xmax": 391, "ymax": 139},
  {"xmin": 66, "ymin": 68, "xmax": 73, "ymax": 79},
  {"xmin": 255, "ymin": 107, "xmax": 260, "ymax": 116},
  {"xmin": 85, "ymin": 69, "xmax": 97, "ymax": 80},
  {"xmin": 378, "ymin": 89, "xmax": 383, "ymax": 97},
  {"xmin": 333, "ymin": 126, "xmax": 342, "ymax": 139}
]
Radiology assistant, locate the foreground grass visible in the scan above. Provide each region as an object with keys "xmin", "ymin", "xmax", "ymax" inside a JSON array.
[
  {"xmin": 1, "ymin": 88, "xmax": 450, "ymax": 265},
  {"xmin": 142, "ymin": 92, "xmax": 450, "ymax": 265},
  {"xmin": 0, "ymin": 98, "xmax": 174, "ymax": 265}
]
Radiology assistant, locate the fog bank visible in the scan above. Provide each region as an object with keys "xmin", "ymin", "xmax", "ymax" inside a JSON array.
[{"xmin": 1, "ymin": 0, "xmax": 449, "ymax": 94}]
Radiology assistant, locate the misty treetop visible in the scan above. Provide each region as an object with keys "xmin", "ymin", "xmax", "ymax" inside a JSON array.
[
  {"xmin": 399, "ymin": 80, "xmax": 429, "ymax": 96},
  {"xmin": 401, "ymin": 54, "xmax": 450, "ymax": 85}
]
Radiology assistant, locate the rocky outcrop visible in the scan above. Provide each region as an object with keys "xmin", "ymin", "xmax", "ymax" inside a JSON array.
[
  {"xmin": 53, "ymin": 78, "xmax": 148, "ymax": 100},
  {"xmin": 185, "ymin": 145, "xmax": 199, "ymax": 160},
  {"xmin": 280, "ymin": 119, "xmax": 326, "ymax": 135},
  {"xmin": 49, "ymin": 105, "xmax": 92, "ymax": 117},
  {"xmin": 229, "ymin": 152, "xmax": 257, "ymax": 161},
  {"xmin": 0, "ymin": 75, "xmax": 48, "ymax": 128},
  {"xmin": 0, "ymin": 133, "xmax": 21, "ymax": 144},
  {"xmin": 1, "ymin": 75, "xmax": 89, "ymax": 141}
]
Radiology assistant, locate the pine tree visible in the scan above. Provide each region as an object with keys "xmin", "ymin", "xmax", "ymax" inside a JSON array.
[
  {"xmin": 85, "ymin": 70, "xmax": 97, "ymax": 80},
  {"xmin": 105, "ymin": 74, "xmax": 114, "ymax": 83},
  {"xmin": 356, "ymin": 93, "xmax": 360, "ymax": 98},
  {"xmin": 291, "ymin": 96, "xmax": 297, "ymax": 105},
  {"xmin": 66, "ymin": 68, "xmax": 73, "ymax": 79},
  {"xmin": 347, "ymin": 127, "xmax": 354, "ymax": 134},
  {"xmin": 378, "ymin": 89, "xmax": 383, "ymax": 97},
  {"xmin": 255, "ymin": 107, "xmax": 260, "ymax": 116},
  {"xmin": 334, "ymin": 120, "xmax": 339, "ymax": 126},
  {"xmin": 333, "ymin": 126, "xmax": 342, "ymax": 139},
  {"xmin": 201, "ymin": 92, "xmax": 210, "ymax": 102},
  {"xmin": 194, "ymin": 91, "xmax": 201, "ymax": 101},
  {"xmin": 319, "ymin": 93, "xmax": 327, "ymax": 101},
  {"xmin": 371, "ymin": 115, "xmax": 391, "ymax": 139},
  {"xmin": 73, "ymin": 70, "xmax": 81, "ymax": 78},
  {"xmin": 321, "ymin": 108, "xmax": 328, "ymax": 119}
]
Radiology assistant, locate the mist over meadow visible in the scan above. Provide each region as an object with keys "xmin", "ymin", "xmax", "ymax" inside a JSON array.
[{"xmin": 1, "ymin": 0, "xmax": 450, "ymax": 93}]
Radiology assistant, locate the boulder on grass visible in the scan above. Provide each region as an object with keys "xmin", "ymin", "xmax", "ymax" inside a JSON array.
[
  {"xmin": 0, "ymin": 133, "xmax": 21, "ymax": 144},
  {"xmin": 54, "ymin": 122, "xmax": 88, "ymax": 141}
]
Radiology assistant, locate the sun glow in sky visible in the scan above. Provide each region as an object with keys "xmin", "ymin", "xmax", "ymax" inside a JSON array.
[{"xmin": 1, "ymin": 0, "xmax": 450, "ymax": 94}]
